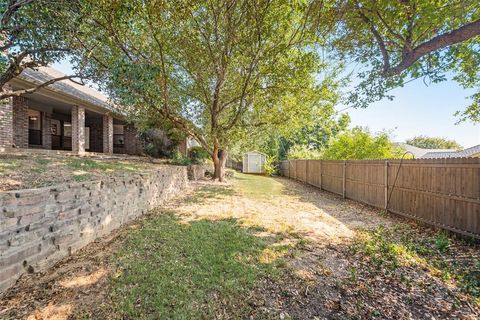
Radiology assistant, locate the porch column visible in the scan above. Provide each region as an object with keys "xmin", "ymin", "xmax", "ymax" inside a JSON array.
[
  {"xmin": 72, "ymin": 105, "xmax": 85, "ymax": 154},
  {"xmin": 12, "ymin": 96, "xmax": 28, "ymax": 148},
  {"xmin": 0, "ymin": 85, "xmax": 13, "ymax": 148},
  {"xmin": 41, "ymin": 112, "xmax": 52, "ymax": 150},
  {"xmin": 102, "ymin": 113, "xmax": 113, "ymax": 154}
]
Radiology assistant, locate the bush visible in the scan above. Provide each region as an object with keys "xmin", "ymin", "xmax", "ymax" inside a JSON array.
[
  {"xmin": 169, "ymin": 151, "xmax": 192, "ymax": 166},
  {"xmin": 189, "ymin": 146, "xmax": 210, "ymax": 164},
  {"xmin": 264, "ymin": 156, "xmax": 277, "ymax": 176},
  {"xmin": 287, "ymin": 145, "xmax": 322, "ymax": 160}
]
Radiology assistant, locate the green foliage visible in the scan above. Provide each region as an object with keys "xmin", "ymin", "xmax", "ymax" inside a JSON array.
[
  {"xmin": 406, "ymin": 135, "xmax": 462, "ymax": 150},
  {"xmin": 0, "ymin": 1, "xmax": 85, "ymax": 95},
  {"xmin": 322, "ymin": 127, "xmax": 403, "ymax": 160},
  {"xmin": 79, "ymin": 0, "xmax": 340, "ymax": 159},
  {"xmin": 111, "ymin": 213, "xmax": 281, "ymax": 319},
  {"xmin": 263, "ymin": 156, "xmax": 277, "ymax": 176},
  {"xmin": 311, "ymin": 0, "xmax": 480, "ymax": 123},
  {"xmin": 189, "ymin": 146, "xmax": 210, "ymax": 164},
  {"xmin": 287, "ymin": 144, "xmax": 322, "ymax": 160},
  {"xmin": 169, "ymin": 151, "xmax": 192, "ymax": 166}
]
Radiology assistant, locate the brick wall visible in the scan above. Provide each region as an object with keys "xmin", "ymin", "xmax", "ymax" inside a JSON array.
[
  {"xmin": 12, "ymin": 96, "xmax": 28, "ymax": 149},
  {"xmin": 86, "ymin": 118, "xmax": 103, "ymax": 153},
  {"xmin": 0, "ymin": 96, "xmax": 13, "ymax": 148},
  {"xmin": 124, "ymin": 124, "xmax": 144, "ymax": 155},
  {"xmin": 0, "ymin": 165, "xmax": 188, "ymax": 292}
]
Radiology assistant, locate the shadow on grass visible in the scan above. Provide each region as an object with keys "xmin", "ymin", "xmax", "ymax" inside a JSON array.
[{"xmin": 109, "ymin": 211, "xmax": 289, "ymax": 319}]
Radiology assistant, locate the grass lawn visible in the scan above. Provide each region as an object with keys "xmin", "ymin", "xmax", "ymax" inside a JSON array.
[
  {"xmin": 110, "ymin": 212, "xmax": 286, "ymax": 319},
  {"xmin": 0, "ymin": 154, "xmax": 158, "ymax": 191}
]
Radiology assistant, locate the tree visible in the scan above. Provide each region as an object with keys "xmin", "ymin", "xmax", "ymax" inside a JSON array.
[
  {"xmin": 0, "ymin": 0, "xmax": 87, "ymax": 100},
  {"xmin": 277, "ymin": 112, "xmax": 349, "ymax": 159},
  {"xmin": 406, "ymin": 136, "xmax": 462, "ymax": 150},
  {"xmin": 79, "ymin": 0, "xmax": 338, "ymax": 181},
  {"xmin": 310, "ymin": 0, "xmax": 480, "ymax": 122},
  {"xmin": 322, "ymin": 127, "xmax": 402, "ymax": 160}
]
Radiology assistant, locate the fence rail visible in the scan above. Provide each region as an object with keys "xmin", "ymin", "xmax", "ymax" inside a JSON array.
[{"xmin": 279, "ymin": 158, "xmax": 480, "ymax": 238}]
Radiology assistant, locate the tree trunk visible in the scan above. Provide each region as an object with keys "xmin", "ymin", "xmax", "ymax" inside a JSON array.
[{"xmin": 212, "ymin": 147, "xmax": 228, "ymax": 182}]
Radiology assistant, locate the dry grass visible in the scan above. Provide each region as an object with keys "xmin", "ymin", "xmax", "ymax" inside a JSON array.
[{"xmin": 0, "ymin": 154, "xmax": 162, "ymax": 191}]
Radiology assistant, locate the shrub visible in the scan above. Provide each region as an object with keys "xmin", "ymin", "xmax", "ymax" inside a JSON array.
[
  {"xmin": 169, "ymin": 151, "xmax": 192, "ymax": 166},
  {"xmin": 287, "ymin": 145, "xmax": 322, "ymax": 160},
  {"xmin": 264, "ymin": 156, "xmax": 277, "ymax": 176},
  {"xmin": 189, "ymin": 146, "xmax": 210, "ymax": 164}
]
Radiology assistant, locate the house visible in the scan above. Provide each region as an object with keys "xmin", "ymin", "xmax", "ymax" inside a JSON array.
[
  {"xmin": 420, "ymin": 144, "xmax": 480, "ymax": 159},
  {"xmin": 242, "ymin": 151, "xmax": 266, "ymax": 174},
  {"xmin": 0, "ymin": 67, "xmax": 144, "ymax": 155},
  {"xmin": 395, "ymin": 143, "xmax": 456, "ymax": 159}
]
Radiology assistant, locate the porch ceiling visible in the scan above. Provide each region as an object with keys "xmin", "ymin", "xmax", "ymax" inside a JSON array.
[{"xmin": 25, "ymin": 91, "xmax": 105, "ymax": 120}]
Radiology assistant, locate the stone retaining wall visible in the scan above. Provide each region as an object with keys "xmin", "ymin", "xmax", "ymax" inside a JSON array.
[
  {"xmin": 0, "ymin": 165, "xmax": 188, "ymax": 292},
  {"xmin": 187, "ymin": 164, "xmax": 212, "ymax": 181}
]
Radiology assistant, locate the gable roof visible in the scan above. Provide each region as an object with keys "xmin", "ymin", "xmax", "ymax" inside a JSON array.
[
  {"xmin": 12, "ymin": 66, "xmax": 112, "ymax": 112},
  {"xmin": 421, "ymin": 144, "xmax": 480, "ymax": 159},
  {"xmin": 395, "ymin": 143, "xmax": 455, "ymax": 158}
]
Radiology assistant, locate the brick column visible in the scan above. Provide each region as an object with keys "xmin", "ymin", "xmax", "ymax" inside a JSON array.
[
  {"xmin": 0, "ymin": 86, "xmax": 13, "ymax": 148},
  {"xmin": 72, "ymin": 105, "xmax": 85, "ymax": 154},
  {"xmin": 102, "ymin": 114, "xmax": 113, "ymax": 154},
  {"xmin": 12, "ymin": 96, "xmax": 28, "ymax": 148},
  {"xmin": 42, "ymin": 112, "xmax": 52, "ymax": 150}
]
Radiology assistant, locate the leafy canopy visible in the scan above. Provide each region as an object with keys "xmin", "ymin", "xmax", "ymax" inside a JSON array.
[
  {"xmin": 0, "ymin": 0, "xmax": 85, "ymax": 99},
  {"xmin": 406, "ymin": 136, "xmax": 462, "ymax": 150},
  {"xmin": 79, "ymin": 0, "xmax": 339, "ymax": 156},
  {"xmin": 310, "ymin": 0, "xmax": 480, "ymax": 123},
  {"xmin": 321, "ymin": 127, "xmax": 403, "ymax": 160}
]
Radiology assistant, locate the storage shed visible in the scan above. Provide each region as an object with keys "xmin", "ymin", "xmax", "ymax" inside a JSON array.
[{"xmin": 242, "ymin": 151, "xmax": 267, "ymax": 174}]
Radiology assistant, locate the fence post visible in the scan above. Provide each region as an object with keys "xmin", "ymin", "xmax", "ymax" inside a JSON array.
[
  {"xmin": 384, "ymin": 160, "xmax": 389, "ymax": 210},
  {"xmin": 305, "ymin": 160, "xmax": 309, "ymax": 184},
  {"xmin": 319, "ymin": 160, "xmax": 323, "ymax": 190},
  {"xmin": 343, "ymin": 160, "xmax": 346, "ymax": 199}
]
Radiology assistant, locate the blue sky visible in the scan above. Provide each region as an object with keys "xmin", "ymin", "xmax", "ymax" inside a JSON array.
[
  {"xmin": 335, "ymin": 78, "xmax": 480, "ymax": 148},
  {"xmin": 54, "ymin": 60, "xmax": 479, "ymax": 148}
]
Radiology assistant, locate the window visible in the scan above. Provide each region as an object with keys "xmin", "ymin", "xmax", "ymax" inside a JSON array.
[
  {"xmin": 28, "ymin": 109, "xmax": 42, "ymax": 145},
  {"xmin": 113, "ymin": 124, "xmax": 124, "ymax": 147}
]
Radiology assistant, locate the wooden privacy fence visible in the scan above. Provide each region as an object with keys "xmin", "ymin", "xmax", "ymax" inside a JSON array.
[{"xmin": 279, "ymin": 158, "xmax": 480, "ymax": 238}]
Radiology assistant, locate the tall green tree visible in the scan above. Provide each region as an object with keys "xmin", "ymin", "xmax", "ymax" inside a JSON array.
[
  {"xmin": 406, "ymin": 136, "xmax": 462, "ymax": 150},
  {"xmin": 322, "ymin": 127, "xmax": 402, "ymax": 160},
  {"xmin": 310, "ymin": 0, "xmax": 480, "ymax": 122},
  {"xmin": 0, "ymin": 0, "xmax": 86, "ymax": 100},
  {"xmin": 80, "ymin": 0, "xmax": 338, "ymax": 181}
]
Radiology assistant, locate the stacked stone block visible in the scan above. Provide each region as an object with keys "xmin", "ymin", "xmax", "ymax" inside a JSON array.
[{"xmin": 0, "ymin": 166, "xmax": 188, "ymax": 292}]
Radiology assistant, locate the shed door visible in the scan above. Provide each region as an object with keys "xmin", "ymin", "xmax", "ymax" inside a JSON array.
[{"xmin": 249, "ymin": 154, "xmax": 262, "ymax": 173}]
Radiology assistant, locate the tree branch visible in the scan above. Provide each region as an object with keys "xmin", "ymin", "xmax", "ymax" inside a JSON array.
[
  {"xmin": 386, "ymin": 19, "xmax": 480, "ymax": 75},
  {"xmin": 0, "ymin": 74, "xmax": 86, "ymax": 99}
]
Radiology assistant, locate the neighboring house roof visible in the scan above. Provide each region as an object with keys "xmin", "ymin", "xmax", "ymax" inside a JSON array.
[
  {"xmin": 394, "ymin": 143, "xmax": 455, "ymax": 158},
  {"xmin": 421, "ymin": 144, "xmax": 480, "ymax": 159},
  {"xmin": 12, "ymin": 66, "xmax": 113, "ymax": 113}
]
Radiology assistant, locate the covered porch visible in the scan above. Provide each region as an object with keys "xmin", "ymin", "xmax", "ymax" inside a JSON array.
[{"xmin": 1, "ymin": 67, "xmax": 144, "ymax": 155}]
